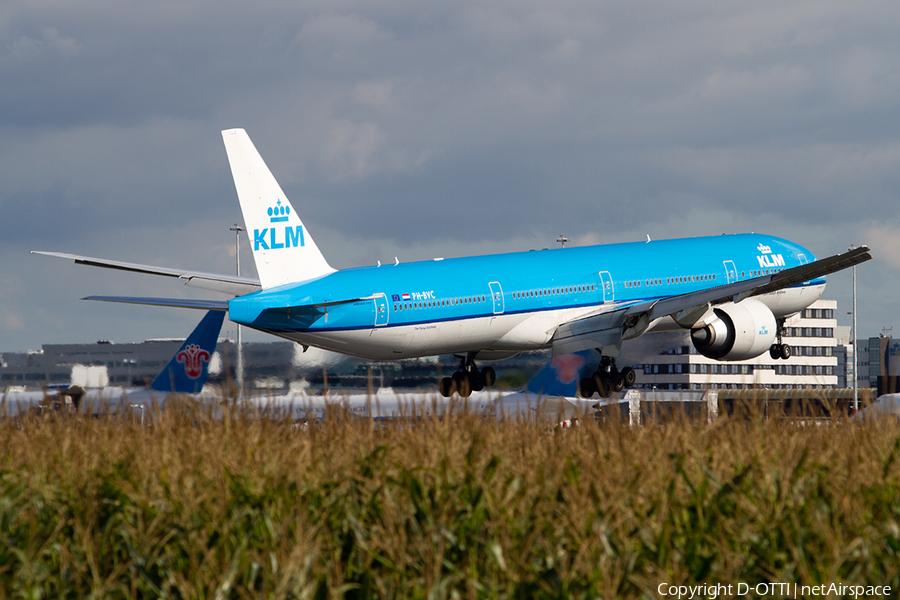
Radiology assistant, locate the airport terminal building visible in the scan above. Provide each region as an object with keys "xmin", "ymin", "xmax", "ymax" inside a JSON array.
[{"xmin": 626, "ymin": 299, "xmax": 847, "ymax": 390}]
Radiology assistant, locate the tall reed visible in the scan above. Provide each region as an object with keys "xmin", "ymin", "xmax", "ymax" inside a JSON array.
[{"xmin": 0, "ymin": 398, "xmax": 898, "ymax": 598}]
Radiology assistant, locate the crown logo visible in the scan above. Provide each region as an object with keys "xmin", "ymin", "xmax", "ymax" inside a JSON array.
[
  {"xmin": 756, "ymin": 243, "xmax": 772, "ymax": 254},
  {"xmin": 268, "ymin": 199, "xmax": 290, "ymax": 223}
]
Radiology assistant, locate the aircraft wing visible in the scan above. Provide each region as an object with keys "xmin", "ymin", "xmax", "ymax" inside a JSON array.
[
  {"xmin": 551, "ymin": 245, "xmax": 872, "ymax": 356},
  {"xmin": 31, "ymin": 251, "xmax": 262, "ymax": 296}
]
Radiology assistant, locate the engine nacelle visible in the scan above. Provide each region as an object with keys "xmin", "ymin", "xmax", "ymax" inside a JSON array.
[{"xmin": 690, "ymin": 298, "xmax": 777, "ymax": 361}]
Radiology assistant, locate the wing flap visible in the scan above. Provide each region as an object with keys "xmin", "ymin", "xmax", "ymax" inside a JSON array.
[{"xmin": 551, "ymin": 305, "xmax": 631, "ymax": 356}]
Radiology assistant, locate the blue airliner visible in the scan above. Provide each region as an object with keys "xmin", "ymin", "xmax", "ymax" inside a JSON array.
[{"xmin": 34, "ymin": 129, "xmax": 872, "ymax": 398}]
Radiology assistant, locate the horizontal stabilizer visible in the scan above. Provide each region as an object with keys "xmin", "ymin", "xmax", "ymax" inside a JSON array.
[
  {"xmin": 84, "ymin": 296, "xmax": 229, "ymax": 311},
  {"xmin": 32, "ymin": 251, "xmax": 261, "ymax": 296}
]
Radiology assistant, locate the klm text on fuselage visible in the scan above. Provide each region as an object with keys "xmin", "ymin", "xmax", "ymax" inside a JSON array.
[
  {"xmin": 254, "ymin": 226, "xmax": 305, "ymax": 250},
  {"xmin": 757, "ymin": 253, "xmax": 785, "ymax": 268}
]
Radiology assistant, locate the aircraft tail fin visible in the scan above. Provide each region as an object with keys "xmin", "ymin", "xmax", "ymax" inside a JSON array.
[
  {"xmin": 150, "ymin": 311, "xmax": 226, "ymax": 394},
  {"xmin": 222, "ymin": 128, "xmax": 335, "ymax": 289},
  {"xmin": 526, "ymin": 351, "xmax": 591, "ymax": 397}
]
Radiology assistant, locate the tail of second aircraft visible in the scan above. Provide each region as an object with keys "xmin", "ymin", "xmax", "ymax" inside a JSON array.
[
  {"xmin": 525, "ymin": 351, "xmax": 590, "ymax": 397},
  {"xmin": 222, "ymin": 128, "xmax": 335, "ymax": 289},
  {"xmin": 150, "ymin": 310, "xmax": 226, "ymax": 394}
]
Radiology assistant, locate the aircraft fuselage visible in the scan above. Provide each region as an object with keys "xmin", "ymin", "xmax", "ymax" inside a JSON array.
[{"xmin": 228, "ymin": 233, "xmax": 824, "ymax": 360}]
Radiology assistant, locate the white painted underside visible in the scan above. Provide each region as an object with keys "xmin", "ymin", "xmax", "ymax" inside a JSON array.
[{"xmin": 276, "ymin": 284, "xmax": 825, "ymax": 361}]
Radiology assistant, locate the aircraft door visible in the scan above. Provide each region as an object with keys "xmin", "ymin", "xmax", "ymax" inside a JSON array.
[
  {"xmin": 488, "ymin": 281, "xmax": 504, "ymax": 314},
  {"xmin": 599, "ymin": 271, "xmax": 614, "ymax": 302},
  {"xmin": 723, "ymin": 260, "xmax": 737, "ymax": 284},
  {"xmin": 798, "ymin": 253, "xmax": 808, "ymax": 265},
  {"xmin": 373, "ymin": 293, "xmax": 389, "ymax": 327}
]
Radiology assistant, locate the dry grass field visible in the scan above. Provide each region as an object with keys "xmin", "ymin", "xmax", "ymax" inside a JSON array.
[{"xmin": 1, "ymin": 395, "xmax": 899, "ymax": 598}]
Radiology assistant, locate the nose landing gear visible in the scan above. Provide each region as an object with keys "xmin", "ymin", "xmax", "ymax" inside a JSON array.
[
  {"xmin": 769, "ymin": 323, "xmax": 792, "ymax": 360},
  {"xmin": 439, "ymin": 353, "xmax": 497, "ymax": 398}
]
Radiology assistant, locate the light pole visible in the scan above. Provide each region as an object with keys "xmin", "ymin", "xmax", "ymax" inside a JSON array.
[
  {"xmin": 231, "ymin": 224, "xmax": 245, "ymax": 395},
  {"xmin": 850, "ymin": 244, "xmax": 858, "ymax": 412}
]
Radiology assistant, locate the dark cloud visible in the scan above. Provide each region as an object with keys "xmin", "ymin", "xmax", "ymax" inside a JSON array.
[{"xmin": 1, "ymin": 0, "xmax": 899, "ymax": 350}]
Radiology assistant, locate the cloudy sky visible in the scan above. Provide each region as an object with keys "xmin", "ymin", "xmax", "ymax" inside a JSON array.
[{"xmin": 2, "ymin": 0, "xmax": 899, "ymax": 352}]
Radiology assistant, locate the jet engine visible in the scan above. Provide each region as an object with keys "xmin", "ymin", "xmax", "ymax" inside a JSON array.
[{"xmin": 690, "ymin": 298, "xmax": 777, "ymax": 361}]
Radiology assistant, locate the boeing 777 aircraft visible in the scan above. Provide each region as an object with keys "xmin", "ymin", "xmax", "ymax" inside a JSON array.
[{"xmin": 35, "ymin": 129, "xmax": 872, "ymax": 398}]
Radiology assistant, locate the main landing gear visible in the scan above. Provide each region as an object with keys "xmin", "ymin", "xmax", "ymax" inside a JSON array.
[
  {"xmin": 769, "ymin": 341, "xmax": 792, "ymax": 360},
  {"xmin": 579, "ymin": 356, "xmax": 636, "ymax": 399},
  {"xmin": 769, "ymin": 322, "xmax": 792, "ymax": 360},
  {"xmin": 439, "ymin": 353, "xmax": 496, "ymax": 398}
]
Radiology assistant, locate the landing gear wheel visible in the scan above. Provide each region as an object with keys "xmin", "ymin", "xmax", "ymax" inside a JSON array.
[
  {"xmin": 779, "ymin": 344, "xmax": 791, "ymax": 360},
  {"xmin": 579, "ymin": 377, "xmax": 596, "ymax": 398},
  {"xmin": 613, "ymin": 373, "xmax": 625, "ymax": 393},
  {"xmin": 770, "ymin": 344, "xmax": 780, "ymax": 360},
  {"xmin": 452, "ymin": 372, "xmax": 471, "ymax": 397},
  {"xmin": 469, "ymin": 370, "xmax": 485, "ymax": 392},
  {"xmin": 594, "ymin": 374, "xmax": 612, "ymax": 399},
  {"xmin": 482, "ymin": 366, "xmax": 496, "ymax": 387},
  {"xmin": 439, "ymin": 377, "xmax": 454, "ymax": 398},
  {"xmin": 621, "ymin": 366, "xmax": 636, "ymax": 388}
]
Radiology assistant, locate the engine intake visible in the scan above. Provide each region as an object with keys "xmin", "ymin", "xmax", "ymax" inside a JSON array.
[{"xmin": 690, "ymin": 298, "xmax": 777, "ymax": 361}]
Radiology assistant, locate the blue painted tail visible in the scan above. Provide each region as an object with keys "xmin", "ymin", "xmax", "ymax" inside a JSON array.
[
  {"xmin": 150, "ymin": 311, "xmax": 226, "ymax": 393},
  {"xmin": 526, "ymin": 351, "xmax": 592, "ymax": 397}
]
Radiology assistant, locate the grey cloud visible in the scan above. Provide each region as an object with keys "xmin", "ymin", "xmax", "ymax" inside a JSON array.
[{"xmin": 1, "ymin": 0, "xmax": 899, "ymax": 350}]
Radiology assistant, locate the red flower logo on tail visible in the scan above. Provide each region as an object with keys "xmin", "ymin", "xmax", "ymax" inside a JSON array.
[
  {"xmin": 176, "ymin": 344, "xmax": 211, "ymax": 379},
  {"xmin": 550, "ymin": 353, "xmax": 586, "ymax": 384}
]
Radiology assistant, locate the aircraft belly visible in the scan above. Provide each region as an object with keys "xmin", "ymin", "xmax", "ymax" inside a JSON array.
[
  {"xmin": 266, "ymin": 313, "xmax": 550, "ymax": 360},
  {"xmin": 756, "ymin": 283, "xmax": 825, "ymax": 318},
  {"xmin": 495, "ymin": 308, "xmax": 593, "ymax": 350}
]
